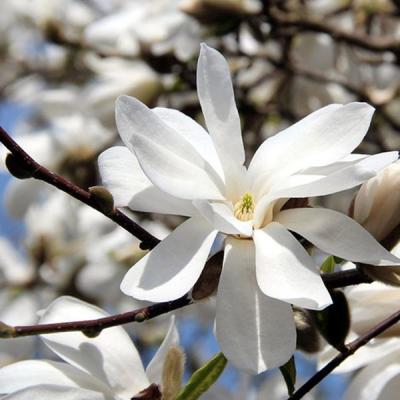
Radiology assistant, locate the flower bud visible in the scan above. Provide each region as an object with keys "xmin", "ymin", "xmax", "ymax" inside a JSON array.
[
  {"xmin": 0, "ymin": 321, "xmax": 16, "ymax": 338},
  {"xmin": 89, "ymin": 186, "xmax": 114, "ymax": 214},
  {"xmin": 294, "ymin": 308, "xmax": 321, "ymax": 354},
  {"xmin": 312, "ymin": 290, "xmax": 350, "ymax": 352},
  {"xmin": 162, "ymin": 346, "xmax": 185, "ymax": 400},
  {"xmin": 5, "ymin": 153, "xmax": 33, "ymax": 179}
]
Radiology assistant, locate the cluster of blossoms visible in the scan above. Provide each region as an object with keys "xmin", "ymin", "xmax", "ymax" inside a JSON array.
[{"xmin": 1, "ymin": 1, "xmax": 400, "ymax": 399}]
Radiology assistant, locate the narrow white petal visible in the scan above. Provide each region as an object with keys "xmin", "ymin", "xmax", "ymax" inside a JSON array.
[
  {"xmin": 248, "ymin": 103, "xmax": 375, "ymax": 194},
  {"xmin": 276, "ymin": 208, "xmax": 400, "ymax": 265},
  {"xmin": 39, "ymin": 297, "xmax": 149, "ymax": 398},
  {"xmin": 98, "ymin": 146, "xmax": 194, "ymax": 215},
  {"xmin": 152, "ymin": 107, "xmax": 224, "ymax": 181},
  {"xmin": 116, "ymin": 95, "xmax": 225, "ymax": 200},
  {"xmin": 254, "ymin": 224, "xmax": 332, "ymax": 310},
  {"xmin": 0, "ymin": 360, "xmax": 110, "ymax": 394},
  {"xmin": 2, "ymin": 386, "xmax": 111, "ymax": 400},
  {"xmin": 193, "ymin": 200, "xmax": 253, "ymax": 236},
  {"xmin": 344, "ymin": 353, "xmax": 400, "ymax": 400},
  {"xmin": 274, "ymin": 151, "xmax": 399, "ymax": 198},
  {"xmin": 146, "ymin": 316, "xmax": 179, "ymax": 384},
  {"xmin": 120, "ymin": 217, "xmax": 218, "ymax": 302},
  {"xmin": 197, "ymin": 44, "xmax": 245, "ymax": 196},
  {"xmin": 216, "ymin": 238, "xmax": 296, "ymax": 373}
]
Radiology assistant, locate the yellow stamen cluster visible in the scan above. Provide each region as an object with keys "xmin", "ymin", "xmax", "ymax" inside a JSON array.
[{"xmin": 234, "ymin": 192, "xmax": 255, "ymax": 221}]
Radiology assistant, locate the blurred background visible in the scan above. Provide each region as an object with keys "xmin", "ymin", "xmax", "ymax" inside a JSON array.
[{"xmin": 1, "ymin": 1, "xmax": 400, "ymax": 398}]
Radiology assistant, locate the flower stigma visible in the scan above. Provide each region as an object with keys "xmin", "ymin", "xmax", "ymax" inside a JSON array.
[{"xmin": 234, "ymin": 192, "xmax": 255, "ymax": 221}]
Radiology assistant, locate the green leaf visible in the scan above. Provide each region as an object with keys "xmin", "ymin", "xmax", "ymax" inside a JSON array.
[
  {"xmin": 279, "ymin": 356, "xmax": 296, "ymax": 396},
  {"xmin": 320, "ymin": 255, "xmax": 336, "ymax": 273},
  {"xmin": 176, "ymin": 352, "xmax": 227, "ymax": 400}
]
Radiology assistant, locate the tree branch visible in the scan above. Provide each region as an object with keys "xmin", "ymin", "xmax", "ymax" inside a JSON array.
[
  {"xmin": 0, "ymin": 126, "xmax": 160, "ymax": 250},
  {"xmin": 268, "ymin": 8, "xmax": 400, "ymax": 54},
  {"xmin": 0, "ymin": 295, "xmax": 191, "ymax": 338},
  {"xmin": 288, "ymin": 306, "xmax": 400, "ymax": 400}
]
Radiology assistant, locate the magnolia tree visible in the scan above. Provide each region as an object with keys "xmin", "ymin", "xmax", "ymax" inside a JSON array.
[{"xmin": 0, "ymin": 1, "xmax": 400, "ymax": 399}]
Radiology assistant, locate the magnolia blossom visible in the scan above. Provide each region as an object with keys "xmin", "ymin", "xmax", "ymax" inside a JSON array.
[
  {"xmin": 98, "ymin": 44, "xmax": 400, "ymax": 373},
  {"xmin": 0, "ymin": 296, "xmax": 181, "ymax": 399}
]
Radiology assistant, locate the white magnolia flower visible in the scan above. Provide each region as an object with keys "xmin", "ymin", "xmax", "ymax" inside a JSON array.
[
  {"xmin": 0, "ymin": 296, "xmax": 180, "ymax": 400},
  {"xmin": 98, "ymin": 44, "xmax": 399, "ymax": 373},
  {"xmin": 84, "ymin": 0, "xmax": 202, "ymax": 61}
]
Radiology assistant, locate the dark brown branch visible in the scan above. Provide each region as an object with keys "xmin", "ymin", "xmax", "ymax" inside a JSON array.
[
  {"xmin": 289, "ymin": 306, "xmax": 400, "ymax": 400},
  {"xmin": 322, "ymin": 268, "xmax": 372, "ymax": 289},
  {"xmin": 0, "ymin": 295, "xmax": 191, "ymax": 338},
  {"xmin": 268, "ymin": 8, "xmax": 400, "ymax": 54},
  {"xmin": 0, "ymin": 126, "xmax": 160, "ymax": 250}
]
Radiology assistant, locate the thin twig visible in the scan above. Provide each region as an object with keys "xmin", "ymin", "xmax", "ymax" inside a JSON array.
[
  {"xmin": 0, "ymin": 296, "xmax": 191, "ymax": 338},
  {"xmin": 268, "ymin": 8, "xmax": 400, "ymax": 54},
  {"xmin": 0, "ymin": 126, "xmax": 160, "ymax": 250},
  {"xmin": 288, "ymin": 307, "xmax": 400, "ymax": 400}
]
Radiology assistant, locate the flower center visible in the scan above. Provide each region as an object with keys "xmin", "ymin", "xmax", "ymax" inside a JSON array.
[{"xmin": 234, "ymin": 192, "xmax": 255, "ymax": 221}]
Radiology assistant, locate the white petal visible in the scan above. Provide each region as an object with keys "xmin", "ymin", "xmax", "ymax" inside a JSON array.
[
  {"xmin": 248, "ymin": 103, "xmax": 375, "ymax": 195},
  {"xmin": 216, "ymin": 238, "xmax": 296, "ymax": 374},
  {"xmin": 120, "ymin": 217, "xmax": 218, "ymax": 302},
  {"xmin": 146, "ymin": 316, "xmax": 179, "ymax": 384},
  {"xmin": 193, "ymin": 200, "xmax": 253, "ymax": 236},
  {"xmin": 152, "ymin": 107, "xmax": 224, "ymax": 181},
  {"xmin": 253, "ymin": 224, "xmax": 332, "ymax": 310},
  {"xmin": 197, "ymin": 44, "xmax": 245, "ymax": 195},
  {"xmin": 276, "ymin": 208, "xmax": 400, "ymax": 265},
  {"xmin": 344, "ymin": 352, "xmax": 400, "ymax": 400},
  {"xmin": 274, "ymin": 151, "xmax": 399, "ymax": 198},
  {"xmin": 115, "ymin": 95, "xmax": 224, "ymax": 200},
  {"xmin": 98, "ymin": 146, "xmax": 194, "ymax": 215},
  {"xmin": 39, "ymin": 297, "xmax": 149, "ymax": 398},
  {"xmin": 0, "ymin": 360, "xmax": 110, "ymax": 394},
  {"xmin": 2, "ymin": 385, "xmax": 111, "ymax": 400}
]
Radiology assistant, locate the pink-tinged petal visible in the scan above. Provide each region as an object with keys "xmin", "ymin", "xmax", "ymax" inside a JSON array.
[
  {"xmin": 248, "ymin": 103, "xmax": 375, "ymax": 196},
  {"xmin": 121, "ymin": 217, "xmax": 218, "ymax": 302},
  {"xmin": 276, "ymin": 208, "xmax": 400, "ymax": 265},
  {"xmin": 0, "ymin": 360, "xmax": 110, "ymax": 395},
  {"xmin": 98, "ymin": 146, "xmax": 194, "ymax": 216},
  {"xmin": 274, "ymin": 151, "xmax": 398, "ymax": 198},
  {"xmin": 193, "ymin": 200, "xmax": 253, "ymax": 236},
  {"xmin": 254, "ymin": 224, "xmax": 332, "ymax": 310},
  {"xmin": 39, "ymin": 297, "xmax": 149, "ymax": 398},
  {"xmin": 2, "ymin": 385, "xmax": 112, "ymax": 400},
  {"xmin": 344, "ymin": 352, "xmax": 400, "ymax": 400},
  {"xmin": 146, "ymin": 316, "xmax": 179, "ymax": 384},
  {"xmin": 116, "ymin": 95, "xmax": 225, "ymax": 200},
  {"xmin": 216, "ymin": 237, "xmax": 296, "ymax": 374},
  {"xmin": 197, "ymin": 44, "xmax": 246, "ymax": 197}
]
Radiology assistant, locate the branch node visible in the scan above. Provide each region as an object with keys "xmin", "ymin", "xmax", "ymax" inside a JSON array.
[
  {"xmin": 89, "ymin": 186, "xmax": 115, "ymax": 214},
  {"xmin": 0, "ymin": 321, "xmax": 16, "ymax": 338},
  {"xmin": 5, "ymin": 153, "xmax": 33, "ymax": 179}
]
